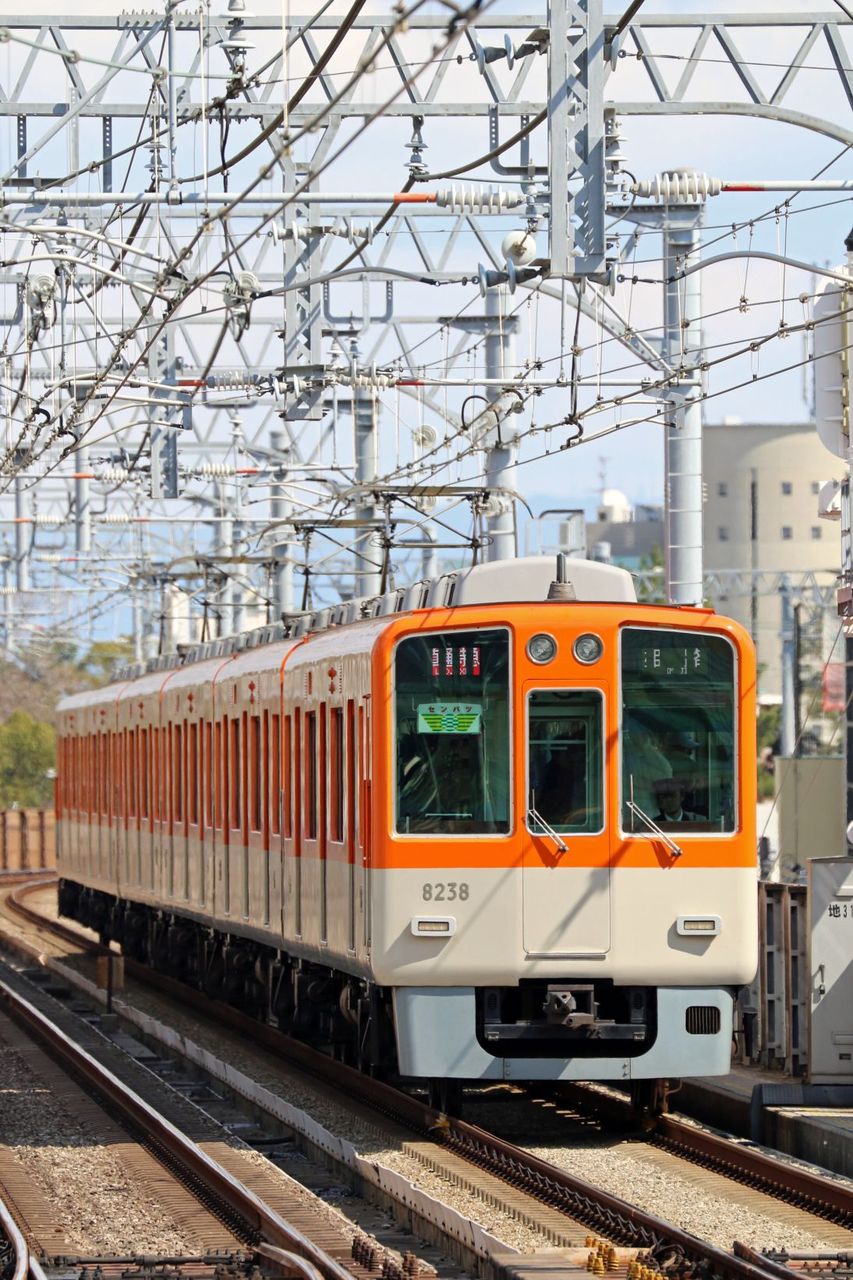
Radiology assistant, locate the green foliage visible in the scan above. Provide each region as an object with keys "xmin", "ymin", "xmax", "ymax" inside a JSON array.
[
  {"xmin": 0, "ymin": 711, "xmax": 56, "ymax": 808},
  {"xmin": 757, "ymin": 702, "xmax": 781, "ymax": 753},
  {"xmin": 756, "ymin": 703, "xmax": 780, "ymax": 800},
  {"xmin": 79, "ymin": 638, "xmax": 134, "ymax": 681}
]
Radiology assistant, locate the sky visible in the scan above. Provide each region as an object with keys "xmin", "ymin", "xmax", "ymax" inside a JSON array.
[{"xmin": 1, "ymin": 0, "xmax": 851, "ymax": 638}]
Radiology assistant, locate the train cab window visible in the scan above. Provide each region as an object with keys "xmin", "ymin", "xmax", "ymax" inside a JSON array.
[
  {"xmin": 394, "ymin": 628, "xmax": 510, "ymax": 835},
  {"xmin": 527, "ymin": 690, "xmax": 604, "ymax": 835},
  {"xmin": 621, "ymin": 628, "xmax": 736, "ymax": 835}
]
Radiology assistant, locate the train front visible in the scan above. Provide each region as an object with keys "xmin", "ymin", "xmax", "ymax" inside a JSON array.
[{"xmin": 370, "ymin": 560, "xmax": 758, "ymax": 1092}]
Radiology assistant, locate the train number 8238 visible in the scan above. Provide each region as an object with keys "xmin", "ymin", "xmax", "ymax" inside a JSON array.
[{"xmin": 422, "ymin": 882, "xmax": 469, "ymax": 902}]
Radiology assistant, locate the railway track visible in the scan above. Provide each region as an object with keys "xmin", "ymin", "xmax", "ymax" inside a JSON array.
[
  {"xmin": 521, "ymin": 1083, "xmax": 853, "ymax": 1226},
  {"xmin": 0, "ymin": 961, "xmax": 363, "ymax": 1280},
  {"xmin": 2, "ymin": 879, "xmax": 851, "ymax": 1280}
]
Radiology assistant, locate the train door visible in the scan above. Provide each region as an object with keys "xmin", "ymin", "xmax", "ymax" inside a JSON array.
[{"xmin": 522, "ymin": 682, "xmax": 611, "ymax": 958}]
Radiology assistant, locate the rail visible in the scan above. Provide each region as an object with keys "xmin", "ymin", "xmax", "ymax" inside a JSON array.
[
  {"xmin": 0, "ymin": 1186, "xmax": 27, "ymax": 1280},
  {"xmin": 554, "ymin": 1083, "xmax": 853, "ymax": 1226},
  {"xmin": 5, "ymin": 881, "xmax": 835, "ymax": 1280},
  {"xmin": 0, "ymin": 972, "xmax": 355, "ymax": 1280}
]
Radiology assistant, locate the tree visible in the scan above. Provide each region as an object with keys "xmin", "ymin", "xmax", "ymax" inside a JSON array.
[
  {"xmin": 0, "ymin": 711, "xmax": 56, "ymax": 808},
  {"xmin": 79, "ymin": 638, "xmax": 134, "ymax": 681}
]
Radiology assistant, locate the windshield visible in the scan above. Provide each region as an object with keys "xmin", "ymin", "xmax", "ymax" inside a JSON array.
[
  {"xmin": 394, "ymin": 628, "xmax": 510, "ymax": 834},
  {"xmin": 621, "ymin": 628, "xmax": 737, "ymax": 834}
]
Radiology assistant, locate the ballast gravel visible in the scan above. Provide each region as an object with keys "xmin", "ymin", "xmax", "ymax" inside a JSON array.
[
  {"xmin": 0, "ymin": 1033, "xmax": 195, "ymax": 1255},
  {"xmin": 8, "ymin": 885, "xmax": 851, "ymax": 1255}
]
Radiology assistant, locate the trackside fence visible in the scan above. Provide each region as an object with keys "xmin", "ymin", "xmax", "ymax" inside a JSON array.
[{"xmin": 0, "ymin": 810, "xmax": 55, "ymax": 871}]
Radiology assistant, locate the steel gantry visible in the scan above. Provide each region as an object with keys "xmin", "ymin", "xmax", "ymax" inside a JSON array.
[{"xmin": 0, "ymin": 5, "xmax": 849, "ymax": 647}]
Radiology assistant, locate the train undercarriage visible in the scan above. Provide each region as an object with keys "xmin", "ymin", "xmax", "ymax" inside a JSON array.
[{"xmin": 59, "ymin": 878, "xmax": 671, "ymax": 1118}]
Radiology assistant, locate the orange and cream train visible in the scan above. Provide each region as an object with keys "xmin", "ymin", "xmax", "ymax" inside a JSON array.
[{"xmin": 56, "ymin": 555, "xmax": 758, "ymax": 1109}]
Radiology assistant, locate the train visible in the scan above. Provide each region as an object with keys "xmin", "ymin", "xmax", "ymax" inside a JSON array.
[{"xmin": 56, "ymin": 554, "xmax": 758, "ymax": 1112}]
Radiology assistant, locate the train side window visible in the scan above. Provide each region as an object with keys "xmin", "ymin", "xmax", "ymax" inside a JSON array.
[
  {"xmin": 330, "ymin": 706, "xmax": 344, "ymax": 842},
  {"xmin": 263, "ymin": 710, "xmax": 271, "ymax": 841},
  {"xmin": 346, "ymin": 700, "xmax": 356, "ymax": 855},
  {"xmin": 127, "ymin": 731, "xmax": 136, "ymax": 820},
  {"xmin": 394, "ymin": 628, "xmax": 511, "ymax": 835},
  {"xmin": 283, "ymin": 714, "xmax": 292, "ymax": 838},
  {"xmin": 527, "ymin": 690, "xmax": 604, "ymax": 835},
  {"xmin": 215, "ymin": 720, "xmax": 224, "ymax": 829},
  {"xmin": 204, "ymin": 721, "xmax": 213, "ymax": 828},
  {"xmin": 189, "ymin": 722, "xmax": 199, "ymax": 826},
  {"xmin": 271, "ymin": 713, "xmax": 281, "ymax": 837},
  {"xmin": 250, "ymin": 713, "xmax": 262, "ymax": 833},
  {"xmin": 140, "ymin": 728, "xmax": 149, "ymax": 820},
  {"xmin": 230, "ymin": 717, "xmax": 241, "ymax": 830},
  {"xmin": 620, "ymin": 628, "xmax": 737, "ymax": 835},
  {"xmin": 174, "ymin": 723, "xmax": 183, "ymax": 825},
  {"xmin": 305, "ymin": 710, "xmax": 317, "ymax": 840}
]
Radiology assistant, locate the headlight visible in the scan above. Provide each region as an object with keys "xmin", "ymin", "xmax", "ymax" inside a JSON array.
[
  {"xmin": 527, "ymin": 633, "xmax": 557, "ymax": 664},
  {"xmin": 573, "ymin": 633, "xmax": 603, "ymax": 664}
]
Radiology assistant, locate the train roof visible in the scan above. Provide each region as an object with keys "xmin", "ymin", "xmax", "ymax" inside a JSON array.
[{"xmin": 105, "ymin": 555, "xmax": 636, "ymax": 687}]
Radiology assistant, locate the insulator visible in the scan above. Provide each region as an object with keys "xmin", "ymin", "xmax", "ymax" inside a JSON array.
[
  {"xmin": 631, "ymin": 171, "xmax": 722, "ymax": 203},
  {"xmin": 433, "ymin": 185, "xmax": 523, "ymax": 212},
  {"xmin": 345, "ymin": 371, "xmax": 397, "ymax": 389},
  {"xmin": 412, "ymin": 424, "xmax": 438, "ymax": 449},
  {"xmin": 205, "ymin": 372, "xmax": 260, "ymax": 390},
  {"xmin": 197, "ymin": 462, "xmax": 238, "ymax": 478},
  {"xmin": 98, "ymin": 467, "xmax": 129, "ymax": 483},
  {"xmin": 100, "ymin": 512, "xmax": 133, "ymax": 524}
]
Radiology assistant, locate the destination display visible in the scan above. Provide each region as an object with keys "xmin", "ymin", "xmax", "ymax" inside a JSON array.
[{"xmin": 632, "ymin": 645, "xmax": 709, "ymax": 677}]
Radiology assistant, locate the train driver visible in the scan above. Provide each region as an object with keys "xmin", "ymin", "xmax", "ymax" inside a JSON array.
[{"xmin": 652, "ymin": 777, "xmax": 700, "ymax": 824}]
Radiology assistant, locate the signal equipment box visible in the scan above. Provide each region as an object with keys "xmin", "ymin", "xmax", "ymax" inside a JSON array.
[{"xmin": 808, "ymin": 856, "xmax": 853, "ymax": 1083}]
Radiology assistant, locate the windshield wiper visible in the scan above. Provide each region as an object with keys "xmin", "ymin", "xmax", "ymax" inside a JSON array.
[
  {"xmin": 625, "ymin": 800, "xmax": 684, "ymax": 860},
  {"xmin": 528, "ymin": 806, "xmax": 569, "ymax": 857}
]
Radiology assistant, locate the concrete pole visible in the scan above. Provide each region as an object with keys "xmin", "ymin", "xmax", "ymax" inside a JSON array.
[
  {"xmin": 14, "ymin": 472, "xmax": 29, "ymax": 593},
  {"xmin": 2, "ymin": 559, "xmax": 11, "ymax": 658},
  {"xmin": 216, "ymin": 482, "xmax": 233, "ymax": 638},
  {"xmin": 844, "ymin": 230, "xmax": 853, "ymax": 843},
  {"xmin": 484, "ymin": 285, "xmax": 518, "ymax": 562},
  {"xmin": 780, "ymin": 576, "xmax": 797, "ymax": 759},
  {"xmin": 662, "ymin": 208, "xmax": 704, "ymax": 605},
  {"xmin": 354, "ymin": 385, "xmax": 382, "ymax": 597},
  {"xmin": 131, "ymin": 572, "xmax": 143, "ymax": 663},
  {"xmin": 75, "ymin": 440, "xmax": 91, "ymax": 555},
  {"xmin": 270, "ymin": 429, "xmax": 294, "ymax": 615},
  {"xmin": 421, "ymin": 524, "xmax": 438, "ymax": 580}
]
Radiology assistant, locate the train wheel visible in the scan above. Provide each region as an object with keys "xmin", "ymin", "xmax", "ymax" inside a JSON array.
[
  {"xmin": 427, "ymin": 1079, "xmax": 463, "ymax": 1117},
  {"xmin": 630, "ymin": 1079, "xmax": 668, "ymax": 1127}
]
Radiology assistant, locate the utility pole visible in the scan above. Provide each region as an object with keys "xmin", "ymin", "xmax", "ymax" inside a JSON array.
[
  {"xmin": 75, "ymin": 438, "xmax": 91, "ymax": 555},
  {"xmin": 484, "ymin": 285, "xmax": 518, "ymax": 563},
  {"xmin": 216, "ymin": 482, "xmax": 233, "ymax": 638},
  {"xmin": 353, "ymin": 369, "xmax": 382, "ymax": 598},
  {"xmin": 662, "ymin": 203, "xmax": 704, "ymax": 606},
  {"xmin": 270, "ymin": 429, "xmax": 294, "ymax": 616},
  {"xmin": 13, "ymin": 463, "xmax": 29, "ymax": 593},
  {"xmin": 780, "ymin": 576, "xmax": 796, "ymax": 758},
  {"xmin": 814, "ymin": 225, "xmax": 853, "ymax": 844}
]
